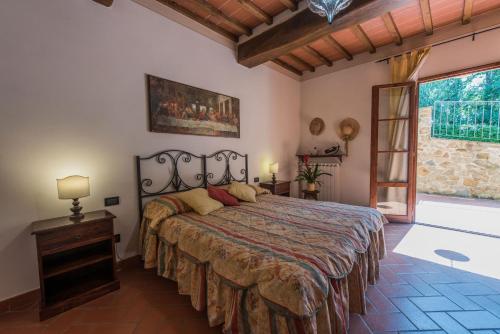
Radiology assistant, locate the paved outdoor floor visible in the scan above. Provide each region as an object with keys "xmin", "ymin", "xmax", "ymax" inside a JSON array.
[{"xmin": 416, "ymin": 193, "xmax": 500, "ymax": 236}]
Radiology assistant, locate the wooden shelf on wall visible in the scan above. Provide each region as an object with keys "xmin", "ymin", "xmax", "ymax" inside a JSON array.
[{"xmin": 296, "ymin": 154, "xmax": 345, "ymax": 162}]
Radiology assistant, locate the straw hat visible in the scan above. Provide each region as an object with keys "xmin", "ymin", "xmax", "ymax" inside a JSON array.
[
  {"xmin": 339, "ymin": 118, "xmax": 360, "ymax": 140},
  {"xmin": 309, "ymin": 117, "xmax": 325, "ymax": 136}
]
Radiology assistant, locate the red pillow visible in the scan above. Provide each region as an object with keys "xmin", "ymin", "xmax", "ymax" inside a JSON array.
[{"xmin": 208, "ymin": 186, "xmax": 240, "ymax": 206}]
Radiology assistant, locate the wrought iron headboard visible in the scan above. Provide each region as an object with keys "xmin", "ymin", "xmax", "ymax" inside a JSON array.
[{"xmin": 136, "ymin": 149, "xmax": 248, "ymax": 220}]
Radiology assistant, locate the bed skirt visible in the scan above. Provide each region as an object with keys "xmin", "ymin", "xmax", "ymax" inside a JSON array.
[{"xmin": 143, "ymin": 228, "xmax": 385, "ymax": 334}]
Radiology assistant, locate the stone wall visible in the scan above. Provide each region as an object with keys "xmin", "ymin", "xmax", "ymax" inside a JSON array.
[{"xmin": 417, "ymin": 107, "xmax": 500, "ymax": 200}]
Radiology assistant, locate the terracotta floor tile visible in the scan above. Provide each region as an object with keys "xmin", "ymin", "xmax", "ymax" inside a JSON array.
[
  {"xmin": 363, "ymin": 313, "xmax": 416, "ymax": 332},
  {"xmin": 384, "ymin": 264, "xmax": 429, "ymax": 274},
  {"xmin": 366, "ymin": 287, "xmax": 399, "ymax": 314},
  {"xmin": 399, "ymin": 274, "xmax": 441, "ymax": 296},
  {"xmin": 41, "ymin": 308, "xmax": 85, "ymax": 333},
  {"xmin": 90, "ymin": 323, "xmax": 136, "ymax": 334},
  {"xmin": 449, "ymin": 283, "xmax": 498, "ymax": 296},
  {"xmin": 409, "ymin": 296, "xmax": 462, "ymax": 311},
  {"xmin": 418, "ymin": 272, "xmax": 460, "ymax": 284},
  {"xmin": 79, "ymin": 307, "xmax": 136, "ymax": 324},
  {"xmin": 160, "ymin": 304, "xmax": 206, "ymax": 320},
  {"xmin": 377, "ymin": 284, "xmax": 422, "ymax": 298},
  {"xmin": 132, "ymin": 307, "xmax": 166, "ymax": 334},
  {"xmin": 62, "ymin": 325, "xmax": 93, "ymax": 334},
  {"xmin": 427, "ymin": 312, "xmax": 470, "ymax": 334},
  {"xmin": 0, "ymin": 309, "xmax": 41, "ymax": 327},
  {"xmin": 432, "ymin": 283, "xmax": 482, "ymax": 310},
  {"xmin": 489, "ymin": 295, "xmax": 500, "ymax": 305},
  {"xmin": 399, "ymin": 331, "xmax": 446, "ymax": 334},
  {"xmin": 378, "ymin": 269, "xmax": 407, "ymax": 285},
  {"xmin": 347, "ymin": 314, "xmax": 372, "ymax": 334},
  {"xmin": 469, "ymin": 296, "xmax": 500, "ymax": 318},
  {"xmin": 448, "ymin": 310, "xmax": 500, "ymax": 329},
  {"xmin": 390, "ymin": 297, "xmax": 439, "ymax": 330},
  {"xmin": 0, "ymin": 326, "xmax": 46, "ymax": 334}
]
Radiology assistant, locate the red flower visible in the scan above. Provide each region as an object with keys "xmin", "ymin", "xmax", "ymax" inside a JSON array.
[{"xmin": 303, "ymin": 155, "xmax": 310, "ymax": 167}]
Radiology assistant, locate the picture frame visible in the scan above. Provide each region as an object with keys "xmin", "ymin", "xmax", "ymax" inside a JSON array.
[{"xmin": 147, "ymin": 74, "xmax": 240, "ymax": 138}]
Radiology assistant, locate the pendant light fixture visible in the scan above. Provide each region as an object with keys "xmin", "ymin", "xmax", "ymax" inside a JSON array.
[{"xmin": 306, "ymin": 0, "xmax": 354, "ymax": 24}]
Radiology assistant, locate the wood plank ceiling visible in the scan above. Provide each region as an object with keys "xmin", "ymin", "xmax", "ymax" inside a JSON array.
[{"xmin": 154, "ymin": 0, "xmax": 500, "ymax": 76}]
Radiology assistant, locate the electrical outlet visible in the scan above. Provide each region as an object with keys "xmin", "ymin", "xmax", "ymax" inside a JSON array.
[
  {"xmin": 253, "ymin": 177, "xmax": 260, "ymax": 183},
  {"xmin": 104, "ymin": 196, "xmax": 120, "ymax": 206},
  {"xmin": 114, "ymin": 234, "xmax": 121, "ymax": 243}
]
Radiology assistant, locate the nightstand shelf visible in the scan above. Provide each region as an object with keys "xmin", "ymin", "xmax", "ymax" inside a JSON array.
[
  {"xmin": 43, "ymin": 240, "xmax": 113, "ymax": 279},
  {"xmin": 44, "ymin": 261, "xmax": 115, "ymax": 306},
  {"xmin": 32, "ymin": 210, "xmax": 119, "ymax": 320}
]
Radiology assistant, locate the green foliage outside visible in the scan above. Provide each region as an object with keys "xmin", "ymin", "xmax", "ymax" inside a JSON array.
[{"xmin": 419, "ymin": 68, "xmax": 500, "ymax": 144}]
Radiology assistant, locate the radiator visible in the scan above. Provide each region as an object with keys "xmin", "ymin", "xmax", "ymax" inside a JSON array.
[{"xmin": 298, "ymin": 162, "xmax": 340, "ymax": 202}]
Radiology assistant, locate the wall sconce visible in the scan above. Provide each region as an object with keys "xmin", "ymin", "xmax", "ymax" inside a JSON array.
[
  {"xmin": 57, "ymin": 175, "xmax": 90, "ymax": 220},
  {"xmin": 339, "ymin": 118, "xmax": 360, "ymax": 156}
]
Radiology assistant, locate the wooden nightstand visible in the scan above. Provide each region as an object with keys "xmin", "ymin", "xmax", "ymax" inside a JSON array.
[
  {"xmin": 259, "ymin": 181, "xmax": 291, "ymax": 196},
  {"xmin": 31, "ymin": 210, "xmax": 120, "ymax": 320}
]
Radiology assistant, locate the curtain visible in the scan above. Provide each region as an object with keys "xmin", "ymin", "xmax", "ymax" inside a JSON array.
[{"xmin": 385, "ymin": 48, "xmax": 431, "ymax": 212}]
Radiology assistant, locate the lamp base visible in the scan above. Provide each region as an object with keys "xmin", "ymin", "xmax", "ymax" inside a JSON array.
[
  {"xmin": 272, "ymin": 173, "xmax": 277, "ymax": 184},
  {"xmin": 69, "ymin": 198, "xmax": 84, "ymax": 221}
]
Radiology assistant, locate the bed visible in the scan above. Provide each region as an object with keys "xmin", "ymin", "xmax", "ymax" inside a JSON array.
[{"xmin": 136, "ymin": 150, "xmax": 387, "ymax": 334}]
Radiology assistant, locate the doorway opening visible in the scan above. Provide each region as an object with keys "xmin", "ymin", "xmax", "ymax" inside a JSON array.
[{"xmin": 416, "ymin": 63, "xmax": 500, "ymax": 236}]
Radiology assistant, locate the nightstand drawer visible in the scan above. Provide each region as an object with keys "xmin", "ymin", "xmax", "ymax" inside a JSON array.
[
  {"xmin": 275, "ymin": 182, "xmax": 290, "ymax": 194},
  {"xmin": 38, "ymin": 220, "xmax": 113, "ymax": 255},
  {"xmin": 260, "ymin": 181, "xmax": 290, "ymax": 196}
]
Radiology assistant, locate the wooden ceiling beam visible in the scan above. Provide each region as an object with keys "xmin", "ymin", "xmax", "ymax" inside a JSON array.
[
  {"xmin": 352, "ymin": 24, "xmax": 376, "ymax": 53},
  {"xmin": 92, "ymin": 0, "xmax": 113, "ymax": 6},
  {"xmin": 185, "ymin": 0, "xmax": 252, "ymax": 36},
  {"xmin": 272, "ymin": 59, "xmax": 303, "ymax": 76},
  {"xmin": 237, "ymin": 0, "xmax": 415, "ymax": 67},
  {"xmin": 236, "ymin": 0, "xmax": 273, "ymax": 25},
  {"xmin": 303, "ymin": 45, "xmax": 333, "ymax": 66},
  {"xmin": 462, "ymin": 0, "xmax": 473, "ymax": 24},
  {"xmin": 157, "ymin": 0, "xmax": 238, "ymax": 41},
  {"xmin": 382, "ymin": 12, "xmax": 403, "ymax": 45},
  {"xmin": 279, "ymin": 0, "xmax": 298, "ymax": 11},
  {"xmin": 302, "ymin": 7, "xmax": 500, "ymax": 80},
  {"xmin": 324, "ymin": 35, "xmax": 353, "ymax": 60},
  {"xmin": 419, "ymin": 0, "xmax": 434, "ymax": 35},
  {"xmin": 288, "ymin": 53, "xmax": 315, "ymax": 72}
]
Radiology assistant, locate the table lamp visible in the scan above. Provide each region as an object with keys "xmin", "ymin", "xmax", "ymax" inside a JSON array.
[
  {"xmin": 57, "ymin": 175, "xmax": 90, "ymax": 220},
  {"xmin": 269, "ymin": 162, "xmax": 279, "ymax": 184}
]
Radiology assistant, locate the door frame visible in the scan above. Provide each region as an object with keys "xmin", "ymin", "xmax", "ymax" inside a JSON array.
[
  {"xmin": 412, "ymin": 60, "xmax": 500, "ymax": 221},
  {"xmin": 370, "ymin": 82, "xmax": 418, "ymax": 223}
]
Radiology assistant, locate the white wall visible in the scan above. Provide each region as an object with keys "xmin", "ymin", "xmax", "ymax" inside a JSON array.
[
  {"xmin": 0, "ymin": 0, "xmax": 300, "ymax": 301},
  {"xmin": 300, "ymin": 28, "xmax": 500, "ymax": 206}
]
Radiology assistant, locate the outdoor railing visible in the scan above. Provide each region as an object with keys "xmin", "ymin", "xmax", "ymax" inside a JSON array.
[{"xmin": 432, "ymin": 101, "xmax": 500, "ymax": 144}]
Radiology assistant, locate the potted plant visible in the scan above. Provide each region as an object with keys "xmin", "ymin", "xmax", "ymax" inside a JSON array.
[{"xmin": 295, "ymin": 155, "xmax": 332, "ymax": 191}]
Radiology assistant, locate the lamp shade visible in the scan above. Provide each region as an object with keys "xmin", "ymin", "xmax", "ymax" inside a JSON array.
[
  {"xmin": 57, "ymin": 175, "xmax": 90, "ymax": 199},
  {"xmin": 342, "ymin": 124, "xmax": 353, "ymax": 136},
  {"xmin": 269, "ymin": 162, "xmax": 279, "ymax": 174}
]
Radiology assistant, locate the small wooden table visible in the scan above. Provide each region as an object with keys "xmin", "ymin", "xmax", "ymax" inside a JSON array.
[
  {"xmin": 302, "ymin": 190, "xmax": 320, "ymax": 200},
  {"xmin": 32, "ymin": 210, "xmax": 119, "ymax": 320},
  {"xmin": 259, "ymin": 180, "xmax": 290, "ymax": 196}
]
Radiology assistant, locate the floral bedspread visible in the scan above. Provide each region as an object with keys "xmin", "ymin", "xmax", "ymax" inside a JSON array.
[{"xmin": 141, "ymin": 194, "xmax": 387, "ymax": 319}]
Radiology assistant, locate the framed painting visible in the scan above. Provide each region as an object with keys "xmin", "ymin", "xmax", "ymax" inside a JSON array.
[{"xmin": 147, "ymin": 74, "xmax": 240, "ymax": 138}]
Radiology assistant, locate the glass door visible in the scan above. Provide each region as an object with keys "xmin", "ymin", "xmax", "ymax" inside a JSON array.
[{"xmin": 370, "ymin": 82, "xmax": 417, "ymax": 223}]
